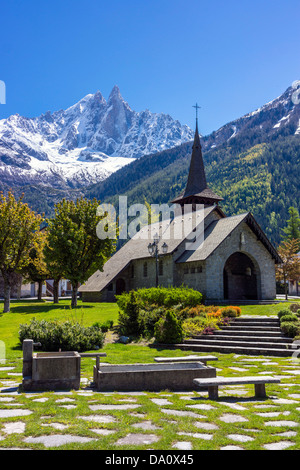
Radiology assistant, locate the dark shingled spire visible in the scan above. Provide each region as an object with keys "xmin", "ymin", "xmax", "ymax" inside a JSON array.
[
  {"xmin": 184, "ymin": 120, "xmax": 207, "ymax": 197},
  {"xmin": 171, "ymin": 117, "xmax": 223, "ymax": 207}
]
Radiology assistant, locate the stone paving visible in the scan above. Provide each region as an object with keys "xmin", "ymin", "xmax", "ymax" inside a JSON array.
[{"xmin": 0, "ymin": 356, "xmax": 299, "ymax": 450}]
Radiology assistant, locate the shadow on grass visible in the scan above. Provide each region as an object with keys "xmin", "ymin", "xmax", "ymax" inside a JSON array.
[{"xmin": 6, "ymin": 304, "xmax": 93, "ymax": 315}]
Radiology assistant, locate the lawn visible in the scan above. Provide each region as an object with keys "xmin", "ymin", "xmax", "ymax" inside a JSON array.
[{"xmin": 0, "ymin": 298, "xmax": 295, "ymax": 362}]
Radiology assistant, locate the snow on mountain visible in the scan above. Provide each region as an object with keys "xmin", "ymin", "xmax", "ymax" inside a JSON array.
[
  {"xmin": 0, "ymin": 86, "xmax": 193, "ymax": 188},
  {"xmin": 202, "ymin": 82, "xmax": 300, "ymax": 151}
]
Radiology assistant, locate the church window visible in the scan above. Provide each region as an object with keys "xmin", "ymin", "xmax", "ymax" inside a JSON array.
[
  {"xmin": 143, "ymin": 262, "xmax": 148, "ymax": 277},
  {"xmin": 159, "ymin": 259, "xmax": 163, "ymax": 276},
  {"xmin": 107, "ymin": 283, "xmax": 113, "ymax": 292},
  {"xmin": 184, "ymin": 266, "xmax": 189, "ymax": 274},
  {"xmin": 191, "ymin": 267, "xmax": 195, "ymax": 274},
  {"xmin": 197, "ymin": 266, "xmax": 202, "ymax": 273},
  {"xmin": 131, "ymin": 264, "xmax": 135, "ymax": 278}
]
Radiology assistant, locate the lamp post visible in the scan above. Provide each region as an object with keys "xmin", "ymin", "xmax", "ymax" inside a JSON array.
[{"xmin": 148, "ymin": 233, "xmax": 168, "ymax": 287}]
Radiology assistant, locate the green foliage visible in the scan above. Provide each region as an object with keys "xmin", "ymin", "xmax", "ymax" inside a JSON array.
[
  {"xmin": 19, "ymin": 318, "xmax": 105, "ymax": 352},
  {"xmin": 279, "ymin": 314, "xmax": 299, "ymax": 323},
  {"xmin": 277, "ymin": 309, "xmax": 292, "ymax": 320},
  {"xmin": 116, "ymin": 286, "xmax": 203, "ymax": 310},
  {"xmin": 154, "ymin": 310, "xmax": 184, "ymax": 344},
  {"xmin": 281, "ymin": 206, "xmax": 300, "ymax": 242},
  {"xmin": 137, "ymin": 306, "xmax": 166, "ymax": 338},
  {"xmin": 289, "ymin": 303, "xmax": 300, "ymax": 313},
  {"xmin": 45, "ymin": 197, "xmax": 116, "ymax": 307},
  {"xmin": 92, "ymin": 320, "xmax": 114, "ymax": 332},
  {"xmin": 280, "ymin": 321, "xmax": 300, "ymax": 338},
  {"xmin": 117, "ymin": 291, "xmax": 142, "ymax": 336}
]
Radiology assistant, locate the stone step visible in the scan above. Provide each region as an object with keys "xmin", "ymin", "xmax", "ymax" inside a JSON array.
[
  {"xmin": 229, "ymin": 321, "xmax": 280, "ymax": 327},
  {"xmin": 221, "ymin": 325, "xmax": 281, "ymax": 331},
  {"xmin": 184, "ymin": 338, "xmax": 293, "ymax": 350},
  {"xmin": 214, "ymin": 329, "xmax": 285, "ymax": 338},
  {"xmin": 232, "ymin": 317, "xmax": 278, "ymax": 323},
  {"xmin": 173, "ymin": 342, "xmax": 295, "ymax": 357},
  {"xmin": 192, "ymin": 334, "xmax": 293, "ymax": 344}
]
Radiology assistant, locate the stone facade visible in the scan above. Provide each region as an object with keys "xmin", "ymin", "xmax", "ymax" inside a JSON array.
[{"xmin": 82, "ymin": 218, "xmax": 277, "ymax": 303}]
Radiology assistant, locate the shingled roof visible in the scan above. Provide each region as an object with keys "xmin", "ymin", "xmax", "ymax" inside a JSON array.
[{"xmin": 176, "ymin": 212, "xmax": 282, "ymax": 264}]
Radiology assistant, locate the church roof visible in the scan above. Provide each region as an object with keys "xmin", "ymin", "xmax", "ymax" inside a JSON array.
[{"xmin": 176, "ymin": 212, "xmax": 282, "ymax": 264}]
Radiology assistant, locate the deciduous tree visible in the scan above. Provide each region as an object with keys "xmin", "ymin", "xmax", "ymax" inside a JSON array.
[
  {"xmin": 45, "ymin": 197, "xmax": 116, "ymax": 308},
  {"xmin": 276, "ymin": 239, "xmax": 300, "ymax": 300},
  {"xmin": 0, "ymin": 192, "xmax": 43, "ymax": 312}
]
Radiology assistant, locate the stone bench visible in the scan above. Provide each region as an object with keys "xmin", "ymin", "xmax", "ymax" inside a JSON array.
[
  {"xmin": 154, "ymin": 355, "xmax": 218, "ymax": 366},
  {"xmin": 193, "ymin": 376, "xmax": 281, "ymax": 399}
]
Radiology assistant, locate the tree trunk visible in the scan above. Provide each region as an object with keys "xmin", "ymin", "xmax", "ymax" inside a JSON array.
[
  {"xmin": 285, "ymin": 281, "xmax": 289, "ymax": 301},
  {"xmin": 53, "ymin": 278, "xmax": 60, "ymax": 304},
  {"xmin": 71, "ymin": 283, "xmax": 79, "ymax": 309},
  {"xmin": 37, "ymin": 280, "xmax": 43, "ymax": 301},
  {"xmin": 3, "ymin": 279, "xmax": 11, "ymax": 313}
]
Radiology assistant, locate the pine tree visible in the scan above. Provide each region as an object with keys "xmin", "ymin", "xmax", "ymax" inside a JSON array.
[{"xmin": 281, "ymin": 207, "xmax": 300, "ymax": 244}]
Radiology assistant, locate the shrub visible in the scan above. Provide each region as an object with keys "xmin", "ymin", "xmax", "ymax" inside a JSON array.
[
  {"xmin": 289, "ymin": 303, "xmax": 300, "ymax": 313},
  {"xmin": 182, "ymin": 316, "xmax": 207, "ymax": 337},
  {"xmin": 280, "ymin": 321, "xmax": 300, "ymax": 338},
  {"xmin": 297, "ymin": 309, "xmax": 300, "ymax": 318},
  {"xmin": 92, "ymin": 320, "xmax": 114, "ymax": 332},
  {"xmin": 138, "ymin": 306, "xmax": 165, "ymax": 338},
  {"xmin": 19, "ymin": 319, "xmax": 105, "ymax": 352},
  {"xmin": 277, "ymin": 309, "xmax": 292, "ymax": 320},
  {"xmin": 117, "ymin": 290, "xmax": 141, "ymax": 336},
  {"xmin": 182, "ymin": 315, "xmax": 220, "ymax": 338},
  {"xmin": 220, "ymin": 307, "xmax": 238, "ymax": 318},
  {"xmin": 116, "ymin": 286, "xmax": 203, "ymax": 310},
  {"xmin": 227, "ymin": 306, "xmax": 242, "ymax": 317},
  {"xmin": 279, "ymin": 314, "xmax": 299, "ymax": 323},
  {"xmin": 154, "ymin": 310, "xmax": 183, "ymax": 344}
]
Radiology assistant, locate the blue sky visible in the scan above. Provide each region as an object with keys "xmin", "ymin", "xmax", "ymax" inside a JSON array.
[{"xmin": 0, "ymin": 0, "xmax": 300, "ymax": 135}]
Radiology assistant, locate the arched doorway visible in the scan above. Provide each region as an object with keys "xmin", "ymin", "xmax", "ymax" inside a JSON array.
[
  {"xmin": 223, "ymin": 252, "xmax": 259, "ymax": 300},
  {"xmin": 116, "ymin": 278, "xmax": 126, "ymax": 295}
]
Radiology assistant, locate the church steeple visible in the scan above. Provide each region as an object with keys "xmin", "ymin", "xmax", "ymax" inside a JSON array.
[
  {"xmin": 171, "ymin": 109, "xmax": 223, "ymax": 208},
  {"xmin": 183, "ymin": 120, "xmax": 207, "ymax": 197}
]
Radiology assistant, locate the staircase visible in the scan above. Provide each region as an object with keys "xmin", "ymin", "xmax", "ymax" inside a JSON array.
[{"xmin": 177, "ymin": 317, "xmax": 297, "ymax": 357}]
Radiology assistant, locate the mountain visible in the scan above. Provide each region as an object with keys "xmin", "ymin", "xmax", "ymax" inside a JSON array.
[
  {"xmin": 0, "ymin": 85, "xmax": 194, "ymax": 189},
  {"xmin": 86, "ymin": 83, "xmax": 300, "ymax": 246}
]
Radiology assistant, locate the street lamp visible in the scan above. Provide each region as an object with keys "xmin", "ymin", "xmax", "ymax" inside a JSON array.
[{"xmin": 147, "ymin": 233, "xmax": 168, "ymax": 287}]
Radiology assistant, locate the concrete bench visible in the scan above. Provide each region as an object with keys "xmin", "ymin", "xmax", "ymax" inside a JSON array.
[
  {"xmin": 154, "ymin": 355, "xmax": 218, "ymax": 366},
  {"xmin": 193, "ymin": 376, "xmax": 281, "ymax": 399}
]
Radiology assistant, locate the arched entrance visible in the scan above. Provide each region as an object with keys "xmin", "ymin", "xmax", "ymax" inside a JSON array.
[
  {"xmin": 223, "ymin": 252, "xmax": 259, "ymax": 300},
  {"xmin": 116, "ymin": 278, "xmax": 126, "ymax": 295}
]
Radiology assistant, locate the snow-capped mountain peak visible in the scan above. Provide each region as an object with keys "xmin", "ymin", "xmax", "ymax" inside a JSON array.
[{"xmin": 0, "ymin": 86, "xmax": 194, "ymax": 188}]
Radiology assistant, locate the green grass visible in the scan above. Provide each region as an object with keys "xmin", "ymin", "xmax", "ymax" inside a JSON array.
[{"xmin": 0, "ymin": 299, "xmax": 119, "ymax": 361}]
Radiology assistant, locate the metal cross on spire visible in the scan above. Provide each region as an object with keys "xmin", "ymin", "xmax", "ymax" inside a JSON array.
[{"xmin": 193, "ymin": 103, "xmax": 201, "ymax": 123}]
